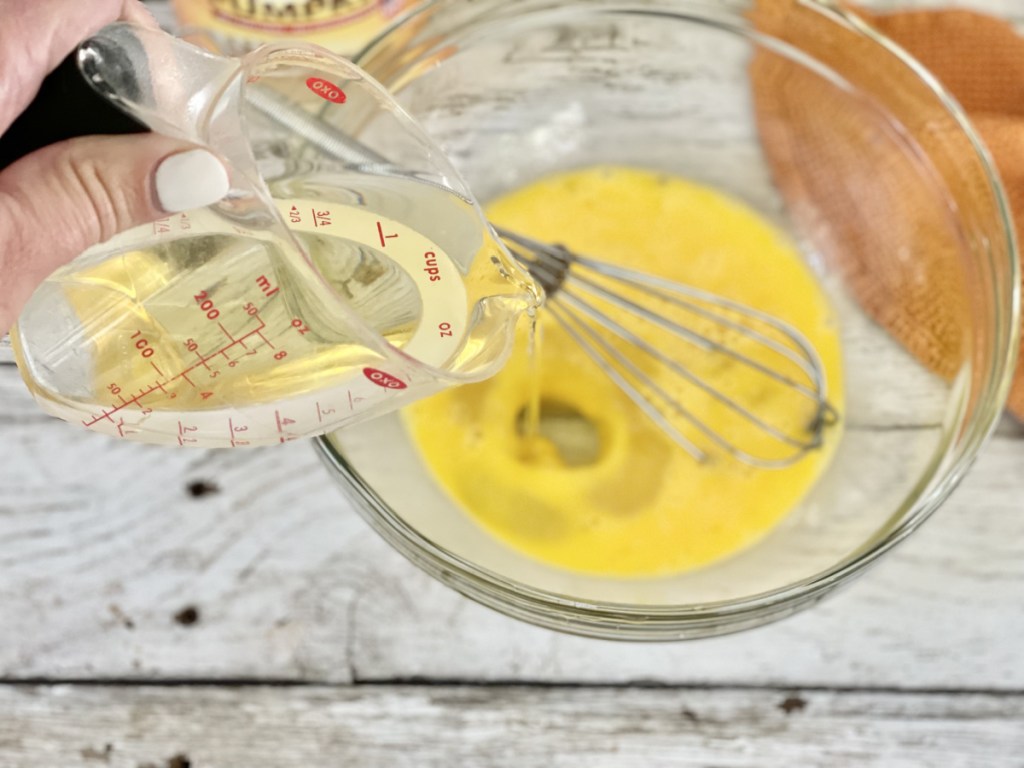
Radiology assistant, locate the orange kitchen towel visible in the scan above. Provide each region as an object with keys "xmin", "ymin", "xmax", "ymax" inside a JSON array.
[{"xmin": 751, "ymin": 1, "xmax": 1024, "ymax": 417}]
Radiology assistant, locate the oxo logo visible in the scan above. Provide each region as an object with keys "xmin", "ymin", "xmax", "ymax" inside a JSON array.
[
  {"xmin": 363, "ymin": 368, "xmax": 408, "ymax": 390},
  {"xmin": 306, "ymin": 77, "xmax": 347, "ymax": 104}
]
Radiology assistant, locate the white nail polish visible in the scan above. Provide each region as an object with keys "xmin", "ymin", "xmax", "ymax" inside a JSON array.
[{"xmin": 155, "ymin": 149, "xmax": 230, "ymax": 213}]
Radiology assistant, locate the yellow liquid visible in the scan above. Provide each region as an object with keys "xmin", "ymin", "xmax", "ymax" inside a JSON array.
[
  {"xmin": 405, "ymin": 167, "xmax": 844, "ymax": 578},
  {"xmin": 16, "ymin": 173, "xmax": 536, "ymax": 447}
]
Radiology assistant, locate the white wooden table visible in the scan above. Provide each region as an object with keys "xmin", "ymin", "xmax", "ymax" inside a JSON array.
[{"xmin": 1, "ymin": 1, "xmax": 1023, "ymax": 765}]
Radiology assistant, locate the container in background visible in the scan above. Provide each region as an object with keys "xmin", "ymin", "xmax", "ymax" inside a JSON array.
[{"xmin": 169, "ymin": 0, "xmax": 419, "ymax": 56}]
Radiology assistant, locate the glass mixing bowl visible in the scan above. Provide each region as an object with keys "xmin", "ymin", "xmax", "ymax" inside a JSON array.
[{"xmin": 315, "ymin": 0, "xmax": 1019, "ymax": 639}]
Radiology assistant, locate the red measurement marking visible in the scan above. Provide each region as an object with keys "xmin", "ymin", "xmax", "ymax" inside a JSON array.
[
  {"xmin": 274, "ymin": 411, "xmax": 297, "ymax": 433},
  {"xmin": 363, "ymin": 367, "xmax": 407, "ymax": 390},
  {"xmin": 153, "ymin": 218, "xmax": 171, "ymax": 235},
  {"xmin": 254, "ymin": 330, "xmax": 275, "ymax": 350},
  {"xmin": 83, "ymin": 317, "xmax": 272, "ymax": 429},
  {"xmin": 115, "ymin": 419, "xmax": 138, "ymax": 438},
  {"xmin": 423, "ymin": 252, "xmax": 442, "ymax": 283},
  {"xmin": 316, "ymin": 402, "xmax": 338, "ymax": 424},
  {"xmin": 218, "ymin": 322, "xmax": 235, "ymax": 342},
  {"xmin": 228, "ymin": 418, "xmax": 250, "ymax": 447},
  {"xmin": 83, "ymin": 398, "xmax": 139, "ymax": 427},
  {"xmin": 175, "ymin": 420, "xmax": 198, "ymax": 445},
  {"xmin": 150, "ymin": 361, "xmax": 165, "ymax": 377},
  {"xmin": 131, "ymin": 330, "xmax": 156, "ymax": 359},
  {"xmin": 376, "ymin": 221, "xmax": 398, "ymax": 248},
  {"xmin": 289, "ymin": 206, "xmax": 301, "ymax": 224},
  {"xmin": 256, "ymin": 275, "xmax": 280, "ymax": 298},
  {"xmin": 312, "ymin": 209, "xmax": 332, "ymax": 229},
  {"xmin": 181, "ymin": 372, "xmax": 196, "ymax": 388}
]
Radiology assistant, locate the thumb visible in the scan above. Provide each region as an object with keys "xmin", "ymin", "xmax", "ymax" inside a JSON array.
[{"xmin": 0, "ymin": 134, "xmax": 229, "ymax": 332}]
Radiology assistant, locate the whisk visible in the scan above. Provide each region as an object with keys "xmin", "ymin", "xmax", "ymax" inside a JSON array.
[
  {"xmin": 496, "ymin": 229, "xmax": 837, "ymax": 469},
  {"xmin": 247, "ymin": 86, "xmax": 839, "ymax": 469}
]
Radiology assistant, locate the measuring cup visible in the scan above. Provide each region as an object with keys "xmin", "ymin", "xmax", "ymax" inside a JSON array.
[{"xmin": 2, "ymin": 23, "xmax": 538, "ymax": 448}]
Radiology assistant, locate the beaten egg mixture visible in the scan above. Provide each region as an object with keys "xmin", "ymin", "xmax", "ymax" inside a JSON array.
[{"xmin": 406, "ymin": 167, "xmax": 843, "ymax": 578}]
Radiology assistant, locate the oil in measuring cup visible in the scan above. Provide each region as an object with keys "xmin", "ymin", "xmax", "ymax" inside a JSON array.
[
  {"xmin": 13, "ymin": 173, "xmax": 532, "ymax": 447},
  {"xmin": 5, "ymin": 23, "xmax": 539, "ymax": 445}
]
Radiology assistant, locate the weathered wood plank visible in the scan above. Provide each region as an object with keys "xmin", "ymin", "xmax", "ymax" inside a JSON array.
[
  {"xmin": 0, "ymin": 404, "xmax": 367, "ymax": 683},
  {"xmin": 0, "ymin": 684, "xmax": 1022, "ymax": 768},
  {"xmin": 1, "ymin": 347, "xmax": 1023, "ymax": 688},
  {"xmin": 0, "ymin": 0, "xmax": 1019, "ymax": 692}
]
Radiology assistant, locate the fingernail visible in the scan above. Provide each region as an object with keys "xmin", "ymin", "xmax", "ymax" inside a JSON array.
[{"xmin": 155, "ymin": 149, "xmax": 230, "ymax": 213}]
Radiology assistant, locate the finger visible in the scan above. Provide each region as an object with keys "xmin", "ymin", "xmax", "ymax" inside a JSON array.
[
  {"xmin": 0, "ymin": 134, "xmax": 228, "ymax": 333},
  {"xmin": 0, "ymin": 0, "xmax": 157, "ymax": 133}
]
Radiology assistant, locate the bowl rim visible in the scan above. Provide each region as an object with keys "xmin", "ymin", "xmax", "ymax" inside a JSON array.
[{"xmin": 315, "ymin": 0, "xmax": 1022, "ymax": 640}]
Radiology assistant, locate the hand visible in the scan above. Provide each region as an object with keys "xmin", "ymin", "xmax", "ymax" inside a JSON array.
[{"xmin": 0, "ymin": 0, "xmax": 229, "ymax": 335}]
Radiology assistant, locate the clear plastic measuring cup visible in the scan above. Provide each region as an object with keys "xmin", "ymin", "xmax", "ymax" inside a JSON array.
[{"xmin": 6, "ymin": 23, "xmax": 539, "ymax": 448}]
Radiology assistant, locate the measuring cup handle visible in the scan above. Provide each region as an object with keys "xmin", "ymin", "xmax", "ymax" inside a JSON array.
[{"xmin": 0, "ymin": 39, "xmax": 148, "ymax": 172}]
